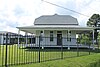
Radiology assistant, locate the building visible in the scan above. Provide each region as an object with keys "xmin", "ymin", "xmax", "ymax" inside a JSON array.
[
  {"xmin": 0, "ymin": 31, "xmax": 20, "ymax": 44},
  {"xmin": 17, "ymin": 14, "xmax": 96, "ymax": 49},
  {"xmin": 0, "ymin": 31, "xmax": 35, "ymax": 45}
]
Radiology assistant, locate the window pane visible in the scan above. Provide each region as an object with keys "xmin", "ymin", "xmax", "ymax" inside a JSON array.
[
  {"xmin": 40, "ymin": 31, "xmax": 43, "ymax": 41},
  {"xmin": 67, "ymin": 31, "xmax": 71, "ymax": 42},
  {"xmin": 50, "ymin": 31, "xmax": 53, "ymax": 41}
]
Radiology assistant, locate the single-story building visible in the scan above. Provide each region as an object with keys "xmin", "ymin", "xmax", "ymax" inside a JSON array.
[
  {"xmin": 0, "ymin": 31, "xmax": 20, "ymax": 44},
  {"xmin": 17, "ymin": 14, "xmax": 96, "ymax": 49},
  {"xmin": 0, "ymin": 31, "xmax": 35, "ymax": 45}
]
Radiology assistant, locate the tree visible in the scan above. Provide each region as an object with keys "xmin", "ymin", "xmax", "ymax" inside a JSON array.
[
  {"xmin": 87, "ymin": 14, "xmax": 100, "ymax": 44},
  {"xmin": 77, "ymin": 33, "xmax": 91, "ymax": 45},
  {"xmin": 87, "ymin": 14, "xmax": 100, "ymax": 27}
]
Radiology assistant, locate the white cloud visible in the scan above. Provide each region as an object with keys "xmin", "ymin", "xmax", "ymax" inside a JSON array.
[
  {"xmin": 75, "ymin": 0, "xmax": 100, "ymax": 26},
  {"xmin": 0, "ymin": 0, "xmax": 57, "ymax": 26},
  {"xmin": 0, "ymin": 0, "xmax": 41, "ymax": 34},
  {"xmin": 0, "ymin": 0, "xmax": 100, "ymax": 34}
]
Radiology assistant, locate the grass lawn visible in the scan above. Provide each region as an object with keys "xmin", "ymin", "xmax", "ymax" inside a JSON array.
[
  {"xmin": 0, "ymin": 44, "xmax": 98, "ymax": 67},
  {"xmin": 13, "ymin": 53, "xmax": 100, "ymax": 67}
]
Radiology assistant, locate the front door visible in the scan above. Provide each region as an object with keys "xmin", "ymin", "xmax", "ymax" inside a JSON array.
[{"xmin": 57, "ymin": 31, "xmax": 62, "ymax": 46}]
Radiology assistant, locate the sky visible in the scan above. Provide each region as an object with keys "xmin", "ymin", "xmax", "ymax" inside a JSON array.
[{"xmin": 0, "ymin": 0, "xmax": 100, "ymax": 34}]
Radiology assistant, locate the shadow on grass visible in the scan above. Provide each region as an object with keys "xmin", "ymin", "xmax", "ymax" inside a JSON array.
[
  {"xmin": 25, "ymin": 49, "xmax": 89, "ymax": 52},
  {"xmin": 21, "ymin": 47, "xmax": 100, "ymax": 53}
]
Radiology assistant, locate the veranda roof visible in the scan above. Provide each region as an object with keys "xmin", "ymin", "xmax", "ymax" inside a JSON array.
[{"xmin": 17, "ymin": 25, "xmax": 96, "ymax": 34}]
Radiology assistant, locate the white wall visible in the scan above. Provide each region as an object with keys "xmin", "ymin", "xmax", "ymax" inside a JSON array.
[
  {"xmin": 35, "ymin": 30, "xmax": 77, "ymax": 46},
  {"xmin": 0, "ymin": 35, "xmax": 3, "ymax": 44},
  {"xmin": 62, "ymin": 30, "xmax": 76, "ymax": 45},
  {"xmin": 44, "ymin": 30, "xmax": 57, "ymax": 46},
  {"xmin": 0, "ymin": 35, "xmax": 11, "ymax": 44}
]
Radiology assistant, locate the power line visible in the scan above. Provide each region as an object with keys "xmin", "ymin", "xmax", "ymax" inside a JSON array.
[{"xmin": 42, "ymin": 0, "xmax": 90, "ymax": 17}]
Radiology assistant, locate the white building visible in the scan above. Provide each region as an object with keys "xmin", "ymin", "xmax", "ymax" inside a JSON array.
[
  {"xmin": 0, "ymin": 31, "xmax": 21, "ymax": 44},
  {"xmin": 17, "ymin": 14, "xmax": 96, "ymax": 49}
]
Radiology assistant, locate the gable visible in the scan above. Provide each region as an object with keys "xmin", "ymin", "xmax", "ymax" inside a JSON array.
[{"xmin": 34, "ymin": 14, "xmax": 78, "ymax": 25}]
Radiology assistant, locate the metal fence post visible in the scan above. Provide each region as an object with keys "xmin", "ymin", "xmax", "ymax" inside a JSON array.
[
  {"xmin": 61, "ymin": 37, "xmax": 63, "ymax": 59},
  {"xmin": 39, "ymin": 36, "xmax": 40, "ymax": 63},
  {"xmin": 5, "ymin": 33, "xmax": 8, "ymax": 67},
  {"xmin": 97, "ymin": 39, "xmax": 99, "ymax": 52},
  {"xmin": 89, "ymin": 44, "xmax": 90, "ymax": 55},
  {"xmin": 77, "ymin": 41, "xmax": 79, "ymax": 57}
]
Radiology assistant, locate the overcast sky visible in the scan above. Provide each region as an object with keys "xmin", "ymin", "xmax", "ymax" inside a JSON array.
[{"xmin": 0, "ymin": 0, "xmax": 100, "ymax": 34}]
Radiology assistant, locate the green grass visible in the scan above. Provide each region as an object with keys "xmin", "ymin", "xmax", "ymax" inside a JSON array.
[
  {"xmin": 14, "ymin": 53, "xmax": 100, "ymax": 67},
  {"xmin": 0, "ymin": 44, "xmax": 98, "ymax": 67}
]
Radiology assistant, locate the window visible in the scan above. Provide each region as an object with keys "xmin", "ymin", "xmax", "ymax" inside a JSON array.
[
  {"xmin": 67, "ymin": 31, "xmax": 71, "ymax": 42},
  {"xmin": 67, "ymin": 31, "xmax": 68, "ymax": 41},
  {"xmin": 57, "ymin": 31, "xmax": 62, "ymax": 34},
  {"xmin": 4, "ymin": 38, "xmax": 6, "ymax": 40},
  {"xmin": 41, "ymin": 31, "xmax": 43, "ymax": 34},
  {"xmin": 50, "ymin": 31, "xmax": 53, "ymax": 41},
  {"xmin": 69, "ymin": 31, "xmax": 71, "ymax": 42},
  {"xmin": 40, "ymin": 31, "xmax": 43, "ymax": 41}
]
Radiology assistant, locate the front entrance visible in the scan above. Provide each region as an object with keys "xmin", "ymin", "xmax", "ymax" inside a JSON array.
[{"xmin": 57, "ymin": 31, "xmax": 62, "ymax": 46}]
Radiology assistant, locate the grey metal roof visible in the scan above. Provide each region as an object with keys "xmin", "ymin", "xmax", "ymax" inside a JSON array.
[
  {"xmin": 0, "ymin": 31, "xmax": 21, "ymax": 35},
  {"xmin": 34, "ymin": 14, "xmax": 78, "ymax": 25},
  {"xmin": 0, "ymin": 31, "xmax": 8, "ymax": 34}
]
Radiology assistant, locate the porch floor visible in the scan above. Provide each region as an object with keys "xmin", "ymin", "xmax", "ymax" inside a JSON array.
[{"xmin": 24, "ymin": 44, "xmax": 93, "ymax": 49}]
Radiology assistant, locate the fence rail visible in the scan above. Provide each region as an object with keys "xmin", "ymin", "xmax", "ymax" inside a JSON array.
[{"xmin": 0, "ymin": 34, "xmax": 99, "ymax": 67}]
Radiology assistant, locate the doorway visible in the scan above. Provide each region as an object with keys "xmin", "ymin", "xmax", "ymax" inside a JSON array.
[{"xmin": 57, "ymin": 31, "xmax": 62, "ymax": 46}]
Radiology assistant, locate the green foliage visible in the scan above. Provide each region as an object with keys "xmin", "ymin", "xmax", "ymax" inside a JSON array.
[
  {"xmin": 97, "ymin": 32, "xmax": 100, "ymax": 46},
  {"xmin": 86, "ymin": 14, "xmax": 100, "ymax": 45},
  {"xmin": 78, "ymin": 34, "xmax": 91, "ymax": 45},
  {"xmin": 87, "ymin": 14, "xmax": 100, "ymax": 27}
]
